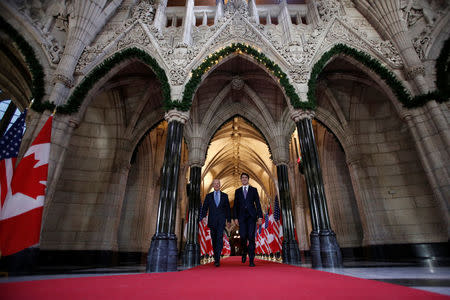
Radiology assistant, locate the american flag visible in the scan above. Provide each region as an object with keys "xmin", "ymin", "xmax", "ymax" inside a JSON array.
[
  {"xmin": 271, "ymin": 196, "xmax": 283, "ymax": 252},
  {"xmin": 221, "ymin": 232, "xmax": 230, "ymax": 256},
  {"xmin": 198, "ymin": 217, "xmax": 213, "ymax": 256},
  {"xmin": 0, "ymin": 109, "xmax": 26, "ymax": 212}
]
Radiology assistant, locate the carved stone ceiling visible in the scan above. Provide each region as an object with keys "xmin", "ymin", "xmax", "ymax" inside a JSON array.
[
  {"xmin": 168, "ymin": 0, "xmax": 306, "ymax": 6},
  {"xmin": 194, "ymin": 55, "xmax": 287, "ymax": 122},
  {"xmin": 201, "ymin": 116, "xmax": 275, "ymax": 209}
]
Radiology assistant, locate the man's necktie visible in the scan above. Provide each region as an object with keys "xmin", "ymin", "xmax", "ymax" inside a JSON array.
[
  {"xmin": 243, "ymin": 186, "xmax": 247, "ymax": 199},
  {"xmin": 215, "ymin": 191, "xmax": 220, "ymax": 207}
]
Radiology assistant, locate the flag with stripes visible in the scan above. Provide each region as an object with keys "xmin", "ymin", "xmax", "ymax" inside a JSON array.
[
  {"xmin": 0, "ymin": 109, "xmax": 26, "ymax": 214},
  {"xmin": 0, "ymin": 114, "xmax": 52, "ymax": 256},
  {"xmin": 221, "ymin": 232, "xmax": 230, "ymax": 256},
  {"xmin": 198, "ymin": 216, "xmax": 213, "ymax": 256}
]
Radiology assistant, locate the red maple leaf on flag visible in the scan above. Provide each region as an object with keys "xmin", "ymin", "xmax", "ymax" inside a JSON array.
[{"xmin": 10, "ymin": 153, "xmax": 48, "ymax": 199}]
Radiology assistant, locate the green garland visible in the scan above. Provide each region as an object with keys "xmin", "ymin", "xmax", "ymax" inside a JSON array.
[
  {"xmin": 181, "ymin": 43, "xmax": 303, "ymax": 111},
  {"xmin": 309, "ymin": 43, "xmax": 450, "ymax": 109},
  {"xmin": 57, "ymin": 47, "xmax": 171, "ymax": 114},
  {"xmin": 0, "ymin": 16, "xmax": 49, "ymax": 111},
  {"xmin": 308, "ymin": 44, "xmax": 413, "ymax": 109},
  {"xmin": 434, "ymin": 37, "xmax": 450, "ymax": 102}
]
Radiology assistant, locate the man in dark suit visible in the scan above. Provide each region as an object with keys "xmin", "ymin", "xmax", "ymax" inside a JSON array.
[
  {"xmin": 201, "ymin": 179, "xmax": 231, "ymax": 267},
  {"xmin": 233, "ymin": 172, "xmax": 263, "ymax": 267}
]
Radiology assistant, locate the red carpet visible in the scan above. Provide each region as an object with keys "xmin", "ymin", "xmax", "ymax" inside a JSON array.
[{"xmin": 1, "ymin": 257, "xmax": 448, "ymax": 300}]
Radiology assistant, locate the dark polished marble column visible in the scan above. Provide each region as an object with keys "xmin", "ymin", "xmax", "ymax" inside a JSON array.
[
  {"xmin": 146, "ymin": 110, "xmax": 189, "ymax": 273},
  {"xmin": 182, "ymin": 165, "xmax": 201, "ymax": 268},
  {"xmin": 277, "ymin": 163, "xmax": 301, "ymax": 265},
  {"xmin": 293, "ymin": 110, "xmax": 342, "ymax": 268}
]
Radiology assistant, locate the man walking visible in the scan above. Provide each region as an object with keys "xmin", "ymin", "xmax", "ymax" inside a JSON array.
[
  {"xmin": 201, "ymin": 179, "xmax": 231, "ymax": 267},
  {"xmin": 233, "ymin": 173, "xmax": 262, "ymax": 267}
]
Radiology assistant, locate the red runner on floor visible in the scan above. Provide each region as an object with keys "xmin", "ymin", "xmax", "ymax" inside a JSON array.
[{"xmin": 1, "ymin": 256, "xmax": 448, "ymax": 300}]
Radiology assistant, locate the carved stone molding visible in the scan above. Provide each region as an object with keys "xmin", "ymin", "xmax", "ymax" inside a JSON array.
[
  {"xmin": 404, "ymin": 65, "xmax": 426, "ymax": 80},
  {"xmin": 53, "ymin": 74, "xmax": 74, "ymax": 88},
  {"xmin": 290, "ymin": 109, "xmax": 315, "ymax": 122},
  {"xmin": 164, "ymin": 109, "xmax": 190, "ymax": 124}
]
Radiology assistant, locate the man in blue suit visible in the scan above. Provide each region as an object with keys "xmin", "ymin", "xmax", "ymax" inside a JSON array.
[
  {"xmin": 233, "ymin": 172, "xmax": 263, "ymax": 267},
  {"xmin": 201, "ymin": 179, "xmax": 231, "ymax": 267}
]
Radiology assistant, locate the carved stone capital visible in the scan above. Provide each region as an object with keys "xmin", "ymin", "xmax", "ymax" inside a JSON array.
[
  {"xmin": 399, "ymin": 109, "xmax": 414, "ymax": 122},
  {"xmin": 273, "ymin": 160, "xmax": 290, "ymax": 167},
  {"xmin": 53, "ymin": 74, "xmax": 74, "ymax": 88},
  {"xmin": 290, "ymin": 109, "xmax": 315, "ymax": 122},
  {"xmin": 164, "ymin": 109, "xmax": 190, "ymax": 124},
  {"xmin": 404, "ymin": 65, "xmax": 425, "ymax": 80}
]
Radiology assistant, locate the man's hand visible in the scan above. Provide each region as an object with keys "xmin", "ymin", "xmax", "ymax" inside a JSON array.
[
  {"xmin": 257, "ymin": 218, "xmax": 263, "ymax": 226},
  {"xmin": 234, "ymin": 219, "xmax": 239, "ymax": 227}
]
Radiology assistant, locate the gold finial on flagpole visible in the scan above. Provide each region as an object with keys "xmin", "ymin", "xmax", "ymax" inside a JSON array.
[
  {"xmin": 28, "ymin": 98, "xmax": 34, "ymax": 109},
  {"xmin": 52, "ymin": 107, "xmax": 57, "ymax": 116}
]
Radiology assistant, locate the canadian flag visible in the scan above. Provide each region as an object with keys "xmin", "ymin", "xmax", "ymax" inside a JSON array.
[{"xmin": 0, "ymin": 115, "xmax": 52, "ymax": 256}]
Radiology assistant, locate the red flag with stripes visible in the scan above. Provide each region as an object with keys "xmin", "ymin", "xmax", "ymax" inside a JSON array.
[
  {"xmin": 0, "ymin": 115, "xmax": 52, "ymax": 256},
  {"xmin": 221, "ymin": 232, "xmax": 230, "ymax": 256},
  {"xmin": 198, "ymin": 217, "xmax": 213, "ymax": 256}
]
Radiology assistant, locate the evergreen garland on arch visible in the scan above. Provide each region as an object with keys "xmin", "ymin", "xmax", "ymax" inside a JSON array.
[
  {"xmin": 308, "ymin": 44, "xmax": 412, "ymax": 109},
  {"xmin": 181, "ymin": 43, "xmax": 304, "ymax": 111},
  {"xmin": 0, "ymin": 16, "xmax": 50, "ymax": 111},
  {"xmin": 433, "ymin": 37, "xmax": 450, "ymax": 103},
  {"xmin": 309, "ymin": 43, "xmax": 449, "ymax": 109},
  {"xmin": 57, "ymin": 47, "xmax": 171, "ymax": 114}
]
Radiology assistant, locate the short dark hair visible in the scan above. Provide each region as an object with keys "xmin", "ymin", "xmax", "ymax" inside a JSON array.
[{"xmin": 240, "ymin": 172, "xmax": 249, "ymax": 179}]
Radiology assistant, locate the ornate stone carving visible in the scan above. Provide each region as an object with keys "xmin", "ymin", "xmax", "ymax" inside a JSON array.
[
  {"xmin": 404, "ymin": 65, "xmax": 426, "ymax": 80},
  {"xmin": 290, "ymin": 109, "xmax": 315, "ymax": 122},
  {"xmin": 53, "ymin": 74, "xmax": 74, "ymax": 88},
  {"xmin": 289, "ymin": 67, "xmax": 309, "ymax": 84},
  {"xmin": 131, "ymin": 0, "xmax": 156, "ymax": 25},
  {"xmin": 14, "ymin": 0, "xmax": 66, "ymax": 64},
  {"xmin": 327, "ymin": 20, "xmax": 403, "ymax": 67},
  {"xmin": 400, "ymin": 0, "xmax": 437, "ymax": 27},
  {"xmin": 224, "ymin": 0, "xmax": 249, "ymax": 18},
  {"xmin": 316, "ymin": 0, "xmax": 341, "ymax": 22},
  {"xmin": 413, "ymin": 26, "xmax": 432, "ymax": 60},
  {"xmin": 165, "ymin": 109, "xmax": 190, "ymax": 124},
  {"xmin": 231, "ymin": 76, "xmax": 244, "ymax": 90},
  {"xmin": 169, "ymin": 68, "xmax": 187, "ymax": 85},
  {"xmin": 117, "ymin": 25, "xmax": 151, "ymax": 50}
]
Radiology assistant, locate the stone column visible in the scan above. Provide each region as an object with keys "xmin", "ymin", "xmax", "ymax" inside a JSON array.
[
  {"xmin": 153, "ymin": 0, "xmax": 168, "ymax": 32},
  {"xmin": 292, "ymin": 110, "xmax": 342, "ymax": 268},
  {"xmin": 276, "ymin": 162, "xmax": 301, "ymax": 265},
  {"xmin": 214, "ymin": 0, "xmax": 224, "ymax": 25},
  {"xmin": 278, "ymin": 0, "xmax": 293, "ymax": 44},
  {"xmin": 146, "ymin": 110, "xmax": 189, "ymax": 273},
  {"xmin": 182, "ymin": 164, "xmax": 202, "ymax": 268},
  {"xmin": 182, "ymin": 0, "xmax": 195, "ymax": 45},
  {"xmin": 248, "ymin": 0, "xmax": 259, "ymax": 24}
]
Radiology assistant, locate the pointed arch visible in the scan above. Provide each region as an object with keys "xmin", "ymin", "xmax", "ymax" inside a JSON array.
[
  {"xmin": 0, "ymin": 16, "xmax": 47, "ymax": 111},
  {"xmin": 308, "ymin": 44, "xmax": 414, "ymax": 109},
  {"xmin": 180, "ymin": 43, "xmax": 302, "ymax": 111},
  {"xmin": 57, "ymin": 47, "xmax": 171, "ymax": 114}
]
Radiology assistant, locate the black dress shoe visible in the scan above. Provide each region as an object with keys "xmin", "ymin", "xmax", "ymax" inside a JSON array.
[
  {"xmin": 242, "ymin": 256, "xmax": 247, "ymax": 263},
  {"xmin": 214, "ymin": 261, "xmax": 220, "ymax": 267},
  {"xmin": 249, "ymin": 262, "xmax": 255, "ymax": 267}
]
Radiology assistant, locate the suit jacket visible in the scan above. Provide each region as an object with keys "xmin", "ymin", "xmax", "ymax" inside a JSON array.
[
  {"xmin": 201, "ymin": 191, "xmax": 231, "ymax": 230},
  {"xmin": 233, "ymin": 186, "xmax": 263, "ymax": 221}
]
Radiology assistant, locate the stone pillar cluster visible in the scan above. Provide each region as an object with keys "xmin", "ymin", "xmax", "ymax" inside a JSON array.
[
  {"xmin": 292, "ymin": 110, "xmax": 342, "ymax": 268},
  {"xmin": 146, "ymin": 110, "xmax": 189, "ymax": 273}
]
